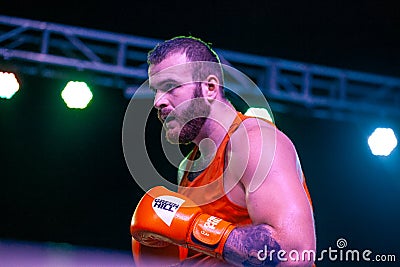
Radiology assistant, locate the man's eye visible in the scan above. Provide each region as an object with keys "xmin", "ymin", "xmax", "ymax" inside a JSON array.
[{"xmin": 165, "ymin": 84, "xmax": 180, "ymax": 91}]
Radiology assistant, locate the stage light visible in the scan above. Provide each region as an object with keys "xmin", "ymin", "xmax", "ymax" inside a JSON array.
[
  {"xmin": 0, "ymin": 72, "xmax": 20, "ymax": 99},
  {"xmin": 368, "ymin": 128, "xmax": 397, "ymax": 156},
  {"xmin": 61, "ymin": 81, "xmax": 93, "ymax": 109},
  {"xmin": 245, "ymin": 107, "xmax": 273, "ymax": 122}
]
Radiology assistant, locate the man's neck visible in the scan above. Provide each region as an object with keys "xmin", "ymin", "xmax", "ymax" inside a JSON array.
[{"xmin": 193, "ymin": 101, "xmax": 238, "ymax": 157}]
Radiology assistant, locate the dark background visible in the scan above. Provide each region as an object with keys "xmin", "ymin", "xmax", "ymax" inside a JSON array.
[{"xmin": 1, "ymin": 1, "xmax": 399, "ymax": 266}]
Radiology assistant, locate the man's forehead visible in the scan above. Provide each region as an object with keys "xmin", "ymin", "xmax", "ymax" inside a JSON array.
[
  {"xmin": 148, "ymin": 52, "xmax": 195, "ymax": 87},
  {"xmin": 148, "ymin": 52, "xmax": 189, "ymax": 76}
]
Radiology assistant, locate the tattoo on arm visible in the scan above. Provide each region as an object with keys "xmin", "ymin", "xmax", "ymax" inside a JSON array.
[{"xmin": 222, "ymin": 224, "xmax": 281, "ymax": 267}]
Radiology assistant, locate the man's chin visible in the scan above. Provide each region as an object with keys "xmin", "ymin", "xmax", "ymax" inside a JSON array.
[
  {"xmin": 165, "ymin": 130, "xmax": 180, "ymax": 144},
  {"xmin": 165, "ymin": 137, "xmax": 180, "ymax": 145},
  {"xmin": 165, "ymin": 131, "xmax": 194, "ymax": 145}
]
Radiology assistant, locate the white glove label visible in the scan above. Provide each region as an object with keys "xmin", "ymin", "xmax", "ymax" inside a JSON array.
[{"xmin": 152, "ymin": 195, "xmax": 185, "ymax": 226}]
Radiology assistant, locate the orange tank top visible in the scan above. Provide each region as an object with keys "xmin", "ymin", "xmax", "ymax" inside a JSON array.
[
  {"xmin": 176, "ymin": 112, "xmax": 313, "ymax": 266},
  {"xmin": 178, "ymin": 112, "xmax": 253, "ymax": 225}
]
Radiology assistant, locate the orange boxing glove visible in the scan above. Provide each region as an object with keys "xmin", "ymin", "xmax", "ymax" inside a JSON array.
[{"xmin": 130, "ymin": 186, "xmax": 236, "ymax": 260}]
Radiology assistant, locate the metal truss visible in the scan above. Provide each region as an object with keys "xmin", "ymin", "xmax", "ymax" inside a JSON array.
[{"xmin": 1, "ymin": 14, "xmax": 400, "ymax": 121}]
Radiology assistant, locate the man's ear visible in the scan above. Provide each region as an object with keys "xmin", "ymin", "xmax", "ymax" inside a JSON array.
[{"xmin": 202, "ymin": 75, "xmax": 220, "ymax": 100}]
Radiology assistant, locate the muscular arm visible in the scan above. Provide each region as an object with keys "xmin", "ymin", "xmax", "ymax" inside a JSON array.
[
  {"xmin": 223, "ymin": 224, "xmax": 281, "ymax": 266},
  {"xmin": 223, "ymin": 119, "xmax": 316, "ymax": 266}
]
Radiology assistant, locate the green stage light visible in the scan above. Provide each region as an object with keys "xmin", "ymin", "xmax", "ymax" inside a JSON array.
[
  {"xmin": 368, "ymin": 128, "xmax": 397, "ymax": 156},
  {"xmin": 0, "ymin": 72, "xmax": 20, "ymax": 99},
  {"xmin": 61, "ymin": 81, "xmax": 93, "ymax": 109}
]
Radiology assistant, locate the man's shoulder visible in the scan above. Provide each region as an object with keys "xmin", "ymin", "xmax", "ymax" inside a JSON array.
[
  {"xmin": 234, "ymin": 116, "xmax": 296, "ymax": 147},
  {"xmin": 229, "ymin": 116, "xmax": 279, "ymax": 148}
]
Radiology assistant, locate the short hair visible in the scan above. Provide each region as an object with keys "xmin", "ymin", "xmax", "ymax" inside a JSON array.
[{"xmin": 147, "ymin": 36, "xmax": 224, "ymax": 86}]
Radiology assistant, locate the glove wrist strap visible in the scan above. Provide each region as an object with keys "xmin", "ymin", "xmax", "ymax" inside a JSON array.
[{"xmin": 188, "ymin": 213, "xmax": 236, "ymax": 259}]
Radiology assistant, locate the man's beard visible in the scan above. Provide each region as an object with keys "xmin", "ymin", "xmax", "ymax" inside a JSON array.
[{"xmin": 159, "ymin": 83, "xmax": 210, "ymax": 144}]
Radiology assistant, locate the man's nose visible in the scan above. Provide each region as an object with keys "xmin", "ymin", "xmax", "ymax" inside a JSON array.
[{"xmin": 153, "ymin": 91, "xmax": 169, "ymax": 110}]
